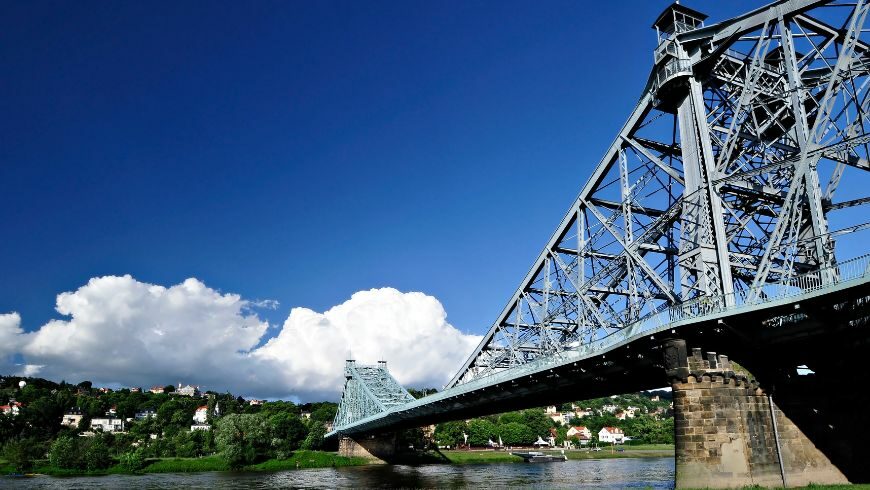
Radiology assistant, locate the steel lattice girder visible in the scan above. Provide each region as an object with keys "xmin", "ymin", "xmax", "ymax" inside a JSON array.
[
  {"xmin": 447, "ymin": 0, "xmax": 870, "ymax": 388},
  {"xmin": 333, "ymin": 361, "xmax": 416, "ymax": 430}
]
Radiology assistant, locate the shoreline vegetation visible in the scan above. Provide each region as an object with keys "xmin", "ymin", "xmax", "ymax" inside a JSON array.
[{"xmin": 1, "ymin": 446, "xmax": 675, "ymax": 477}]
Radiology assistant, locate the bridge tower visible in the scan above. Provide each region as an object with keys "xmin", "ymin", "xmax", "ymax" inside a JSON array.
[
  {"xmin": 653, "ymin": 4, "xmax": 736, "ymax": 304},
  {"xmin": 332, "ymin": 360, "xmax": 415, "ymax": 462}
]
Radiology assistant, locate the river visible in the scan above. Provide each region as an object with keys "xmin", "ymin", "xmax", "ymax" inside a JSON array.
[{"xmin": 5, "ymin": 457, "xmax": 675, "ymax": 489}]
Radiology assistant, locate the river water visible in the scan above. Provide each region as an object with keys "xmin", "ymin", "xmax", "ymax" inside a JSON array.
[{"xmin": 4, "ymin": 457, "xmax": 675, "ymax": 489}]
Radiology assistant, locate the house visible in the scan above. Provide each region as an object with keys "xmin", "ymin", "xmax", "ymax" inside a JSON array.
[
  {"xmin": 598, "ymin": 426, "xmax": 625, "ymax": 444},
  {"xmin": 615, "ymin": 410, "xmax": 627, "ymax": 420},
  {"xmin": 248, "ymin": 399, "xmax": 264, "ymax": 406},
  {"xmin": 574, "ymin": 407, "xmax": 592, "ymax": 418},
  {"xmin": 149, "ymin": 386, "xmax": 165, "ymax": 394},
  {"xmin": 130, "ymin": 387, "xmax": 141, "ymax": 393},
  {"xmin": 135, "ymin": 409, "xmax": 157, "ymax": 420},
  {"xmin": 602, "ymin": 404, "xmax": 618, "ymax": 413},
  {"xmin": 1, "ymin": 401, "xmax": 23, "ymax": 416},
  {"xmin": 567, "ymin": 426, "xmax": 591, "ymax": 439},
  {"xmin": 91, "ymin": 417, "xmax": 125, "ymax": 433},
  {"xmin": 301, "ymin": 411, "xmax": 311, "ymax": 420},
  {"xmin": 106, "ymin": 405, "xmax": 117, "ymax": 416},
  {"xmin": 650, "ymin": 395, "xmax": 660, "ymax": 402},
  {"xmin": 193, "ymin": 406, "xmax": 209, "ymax": 424},
  {"xmin": 61, "ymin": 408, "xmax": 84, "ymax": 428},
  {"xmin": 175, "ymin": 383, "xmax": 200, "ymax": 397},
  {"xmin": 190, "ymin": 423, "xmax": 211, "ymax": 431},
  {"xmin": 545, "ymin": 405, "xmax": 558, "ymax": 414},
  {"xmin": 175, "ymin": 383, "xmax": 201, "ymax": 396}
]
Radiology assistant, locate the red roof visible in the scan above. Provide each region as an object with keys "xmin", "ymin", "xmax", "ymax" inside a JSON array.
[
  {"xmin": 196, "ymin": 406, "xmax": 208, "ymax": 411},
  {"xmin": 602, "ymin": 426, "xmax": 624, "ymax": 433},
  {"xmin": 571, "ymin": 426, "xmax": 587, "ymax": 431}
]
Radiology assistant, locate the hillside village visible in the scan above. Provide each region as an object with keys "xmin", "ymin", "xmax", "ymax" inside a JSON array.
[{"xmin": 0, "ymin": 374, "xmax": 672, "ymax": 472}]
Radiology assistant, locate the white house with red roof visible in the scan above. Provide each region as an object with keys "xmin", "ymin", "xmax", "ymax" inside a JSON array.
[
  {"xmin": 598, "ymin": 426, "xmax": 625, "ymax": 443},
  {"xmin": 193, "ymin": 405, "xmax": 209, "ymax": 424},
  {"xmin": 1, "ymin": 401, "xmax": 23, "ymax": 416},
  {"xmin": 567, "ymin": 426, "xmax": 591, "ymax": 439}
]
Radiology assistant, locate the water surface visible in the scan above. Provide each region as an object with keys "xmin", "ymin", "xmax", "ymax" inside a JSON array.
[{"xmin": 4, "ymin": 456, "xmax": 675, "ymax": 489}]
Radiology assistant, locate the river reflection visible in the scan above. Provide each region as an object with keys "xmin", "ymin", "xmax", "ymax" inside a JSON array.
[{"xmin": 4, "ymin": 457, "xmax": 675, "ymax": 489}]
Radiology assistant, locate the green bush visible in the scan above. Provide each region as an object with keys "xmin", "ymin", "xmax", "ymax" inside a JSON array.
[
  {"xmin": 3, "ymin": 437, "xmax": 44, "ymax": 472},
  {"xmin": 119, "ymin": 449, "xmax": 145, "ymax": 472},
  {"xmin": 48, "ymin": 435, "xmax": 80, "ymax": 469},
  {"xmin": 84, "ymin": 438, "xmax": 111, "ymax": 471}
]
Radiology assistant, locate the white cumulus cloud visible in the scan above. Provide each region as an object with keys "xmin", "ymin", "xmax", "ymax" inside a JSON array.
[
  {"xmin": 254, "ymin": 288, "xmax": 482, "ymax": 399},
  {"xmin": 0, "ymin": 312, "xmax": 25, "ymax": 372},
  {"xmin": 2, "ymin": 276, "xmax": 480, "ymax": 401}
]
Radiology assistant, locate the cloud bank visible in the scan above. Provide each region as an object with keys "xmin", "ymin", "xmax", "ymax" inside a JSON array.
[{"xmin": 1, "ymin": 276, "xmax": 481, "ymax": 401}]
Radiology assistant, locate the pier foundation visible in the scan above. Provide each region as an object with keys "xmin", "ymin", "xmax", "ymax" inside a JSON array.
[{"xmin": 664, "ymin": 339, "xmax": 847, "ymax": 488}]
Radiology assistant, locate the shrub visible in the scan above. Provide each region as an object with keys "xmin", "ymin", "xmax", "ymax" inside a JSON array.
[
  {"xmin": 119, "ymin": 449, "xmax": 145, "ymax": 472},
  {"xmin": 48, "ymin": 435, "xmax": 81, "ymax": 469}
]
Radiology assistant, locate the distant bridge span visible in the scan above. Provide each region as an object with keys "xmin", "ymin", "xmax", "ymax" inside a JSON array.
[{"xmin": 328, "ymin": 1, "xmax": 870, "ymax": 486}]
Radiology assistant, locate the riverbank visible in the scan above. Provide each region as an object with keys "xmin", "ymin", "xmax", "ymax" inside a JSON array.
[
  {"xmin": 1, "ymin": 451, "xmax": 368, "ymax": 477},
  {"xmin": 3, "ymin": 446, "xmax": 675, "ymax": 476}
]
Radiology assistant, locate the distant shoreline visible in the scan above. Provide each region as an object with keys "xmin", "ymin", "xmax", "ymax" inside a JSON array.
[{"xmin": 4, "ymin": 446, "xmax": 678, "ymax": 477}]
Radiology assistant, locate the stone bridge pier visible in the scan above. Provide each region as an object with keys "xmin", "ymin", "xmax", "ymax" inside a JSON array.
[
  {"xmin": 338, "ymin": 432, "xmax": 397, "ymax": 464},
  {"xmin": 664, "ymin": 339, "xmax": 848, "ymax": 488}
]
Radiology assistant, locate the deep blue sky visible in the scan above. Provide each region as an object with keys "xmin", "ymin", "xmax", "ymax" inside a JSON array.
[{"xmin": 1, "ymin": 1, "xmax": 751, "ymax": 336}]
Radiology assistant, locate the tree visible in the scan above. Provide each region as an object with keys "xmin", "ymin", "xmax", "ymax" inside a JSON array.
[
  {"xmin": 498, "ymin": 411, "xmax": 524, "ymax": 426},
  {"xmin": 163, "ymin": 385, "xmax": 176, "ymax": 394},
  {"xmin": 268, "ymin": 412, "xmax": 308, "ymax": 457},
  {"xmin": 498, "ymin": 422, "xmax": 535, "ymax": 446},
  {"xmin": 310, "ymin": 404, "xmax": 337, "ymax": 423},
  {"xmin": 466, "ymin": 419, "xmax": 498, "ymax": 447},
  {"xmin": 48, "ymin": 435, "xmax": 81, "ymax": 469},
  {"xmin": 3, "ymin": 437, "xmax": 44, "ymax": 472},
  {"xmin": 433, "ymin": 421, "xmax": 464, "ymax": 448},
  {"xmin": 84, "ymin": 437, "xmax": 111, "ymax": 471},
  {"xmin": 301, "ymin": 423, "xmax": 326, "ymax": 450},
  {"xmin": 214, "ymin": 413, "xmax": 270, "ymax": 468},
  {"xmin": 520, "ymin": 409, "xmax": 552, "ymax": 438}
]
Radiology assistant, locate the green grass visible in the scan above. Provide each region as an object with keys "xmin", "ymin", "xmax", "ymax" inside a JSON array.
[
  {"xmin": 619, "ymin": 443, "xmax": 675, "ymax": 451},
  {"xmin": 248, "ymin": 451, "xmax": 368, "ymax": 471},
  {"xmin": 0, "ymin": 457, "xmax": 17, "ymax": 474},
  {"xmin": 142, "ymin": 455, "xmax": 229, "ymax": 473}
]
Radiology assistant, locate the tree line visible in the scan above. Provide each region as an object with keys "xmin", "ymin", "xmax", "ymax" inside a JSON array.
[{"xmin": 0, "ymin": 376, "xmax": 337, "ymax": 471}]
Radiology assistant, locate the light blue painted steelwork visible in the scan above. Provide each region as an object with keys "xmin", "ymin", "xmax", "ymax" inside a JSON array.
[
  {"xmin": 329, "ymin": 254, "xmax": 870, "ymax": 437},
  {"xmin": 330, "ymin": 0, "xmax": 870, "ymax": 438}
]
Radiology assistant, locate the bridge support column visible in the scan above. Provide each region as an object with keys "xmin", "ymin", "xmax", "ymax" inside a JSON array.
[
  {"xmin": 664, "ymin": 339, "xmax": 847, "ymax": 488},
  {"xmin": 338, "ymin": 432, "xmax": 397, "ymax": 464}
]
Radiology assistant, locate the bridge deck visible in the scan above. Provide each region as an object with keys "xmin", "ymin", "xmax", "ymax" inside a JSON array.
[{"xmin": 328, "ymin": 255, "xmax": 870, "ymax": 437}]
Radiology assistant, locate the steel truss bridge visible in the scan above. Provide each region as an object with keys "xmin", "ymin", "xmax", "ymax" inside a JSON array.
[{"xmin": 329, "ymin": 0, "xmax": 870, "ymax": 439}]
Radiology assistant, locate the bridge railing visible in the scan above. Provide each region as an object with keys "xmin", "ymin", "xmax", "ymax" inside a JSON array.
[{"xmin": 331, "ymin": 255, "xmax": 869, "ymax": 434}]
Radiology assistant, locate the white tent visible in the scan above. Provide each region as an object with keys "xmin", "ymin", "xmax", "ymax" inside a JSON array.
[{"xmin": 533, "ymin": 436, "xmax": 549, "ymax": 447}]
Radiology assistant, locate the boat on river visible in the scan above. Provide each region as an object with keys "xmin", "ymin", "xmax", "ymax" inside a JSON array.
[{"xmin": 510, "ymin": 451, "xmax": 568, "ymax": 463}]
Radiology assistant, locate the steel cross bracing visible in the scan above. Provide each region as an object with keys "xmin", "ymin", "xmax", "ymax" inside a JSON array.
[
  {"xmin": 329, "ymin": 254, "xmax": 870, "ymax": 436},
  {"xmin": 446, "ymin": 0, "xmax": 870, "ymax": 389},
  {"xmin": 333, "ymin": 361, "xmax": 416, "ymax": 429}
]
